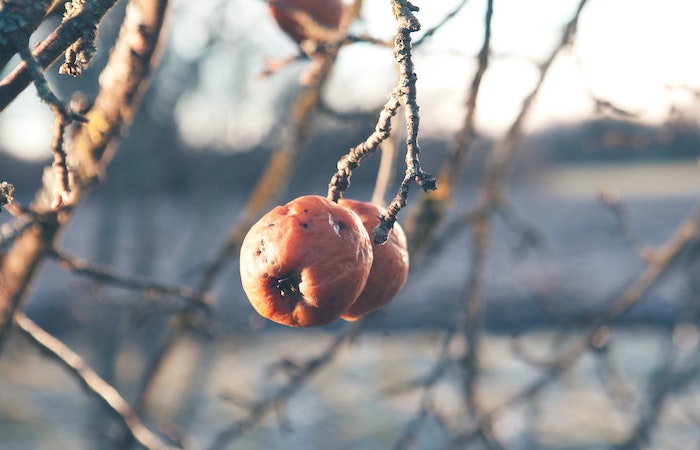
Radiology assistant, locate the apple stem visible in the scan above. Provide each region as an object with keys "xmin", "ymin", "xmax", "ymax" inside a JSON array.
[{"xmin": 327, "ymin": 0, "xmax": 436, "ymax": 242}]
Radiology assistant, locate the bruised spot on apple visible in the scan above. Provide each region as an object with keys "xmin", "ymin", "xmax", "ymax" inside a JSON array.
[
  {"xmin": 240, "ymin": 195, "xmax": 373, "ymax": 327},
  {"xmin": 338, "ymin": 199, "xmax": 410, "ymax": 321}
]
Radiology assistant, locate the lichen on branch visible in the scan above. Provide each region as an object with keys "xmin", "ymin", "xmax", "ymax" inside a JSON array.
[{"xmin": 0, "ymin": 181, "xmax": 14, "ymax": 211}]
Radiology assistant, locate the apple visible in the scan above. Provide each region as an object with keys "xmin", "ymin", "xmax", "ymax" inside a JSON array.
[
  {"xmin": 268, "ymin": 0, "xmax": 343, "ymax": 45},
  {"xmin": 240, "ymin": 195, "xmax": 373, "ymax": 327}
]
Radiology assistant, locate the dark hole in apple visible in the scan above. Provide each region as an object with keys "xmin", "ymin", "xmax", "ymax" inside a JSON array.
[{"xmin": 275, "ymin": 272, "xmax": 301, "ymax": 298}]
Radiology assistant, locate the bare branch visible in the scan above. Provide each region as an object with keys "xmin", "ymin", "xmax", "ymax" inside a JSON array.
[
  {"xmin": 326, "ymin": 0, "xmax": 436, "ymax": 244},
  {"xmin": 0, "ymin": 0, "xmax": 170, "ymax": 346},
  {"xmin": 375, "ymin": 0, "xmax": 437, "ymax": 244},
  {"xmin": 413, "ymin": 0, "xmax": 470, "ymax": 48},
  {"xmin": 444, "ymin": 204, "xmax": 700, "ymax": 448},
  {"xmin": 405, "ymin": 0, "xmax": 493, "ymax": 255},
  {"xmin": 327, "ymin": 94, "xmax": 401, "ymax": 202},
  {"xmin": 208, "ymin": 321, "xmax": 364, "ymax": 450},
  {"xmin": 0, "ymin": 0, "xmax": 119, "ymax": 112},
  {"xmin": 48, "ymin": 247, "xmax": 212, "ymax": 311},
  {"xmin": 0, "ymin": 0, "xmax": 57, "ymax": 71},
  {"xmin": 14, "ymin": 312, "xmax": 181, "ymax": 450}
]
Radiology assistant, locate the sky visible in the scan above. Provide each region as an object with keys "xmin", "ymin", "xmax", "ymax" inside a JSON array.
[{"xmin": 1, "ymin": 0, "xmax": 699, "ymax": 159}]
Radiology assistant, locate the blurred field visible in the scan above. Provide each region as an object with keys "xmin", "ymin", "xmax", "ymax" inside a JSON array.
[{"xmin": 2, "ymin": 325, "xmax": 698, "ymax": 450}]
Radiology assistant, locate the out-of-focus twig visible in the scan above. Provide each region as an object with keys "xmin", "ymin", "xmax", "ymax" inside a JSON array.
[
  {"xmin": 413, "ymin": 0, "xmax": 470, "ymax": 48},
  {"xmin": 371, "ymin": 114, "xmax": 401, "ymax": 205},
  {"xmin": 208, "ymin": 320, "xmax": 364, "ymax": 450},
  {"xmin": 48, "ymin": 248, "xmax": 211, "ymax": 311},
  {"xmin": 396, "ymin": 2, "xmax": 594, "ymax": 444},
  {"xmin": 599, "ymin": 188, "xmax": 651, "ymax": 259},
  {"xmin": 14, "ymin": 312, "xmax": 181, "ymax": 450},
  {"xmin": 615, "ymin": 338, "xmax": 700, "ymax": 450},
  {"xmin": 405, "ymin": 0, "xmax": 492, "ymax": 257},
  {"xmin": 392, "ymin": 325, "xmax": 457, "ymax": 449},
  {"xmin": 443, "ymin": 204, "xmax": 700, "ymax": 449}
]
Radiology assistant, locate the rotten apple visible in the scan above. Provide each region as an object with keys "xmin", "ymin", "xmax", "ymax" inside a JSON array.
[
  {"xmin": 240, "ymin": 195, "xmax": 373, "ymax": 327},
  {"xmin": 268, "ymin": 0, "xmax": 343, "ymax": 45}
]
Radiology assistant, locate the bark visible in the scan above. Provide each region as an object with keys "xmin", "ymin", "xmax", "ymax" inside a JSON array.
[{"xmin": 0, "ymin": 0, "xmax": 171, "ymax": 346}]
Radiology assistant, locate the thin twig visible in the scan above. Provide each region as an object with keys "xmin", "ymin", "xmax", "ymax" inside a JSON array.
[
  {"xmin": 208, "ymin": 321, "xmax": 364, "ymax": 450},
  {"xmin": 392, "ymin": 325, "xmax": 458, "ymax": 449},
  {"xmin": 326, "ymin": 0, "xmax": 436, "ymax": 243},
  {"xmin": 413, "ymin": 0, "xmax": 470, "ymax": 48},
  {"xmin": 459, "ymin": 211, "xmax": 490, "ymax": 412},
  {"xmin": 48, "ymin": 248, "xmax": 212, "ymax": 311},
  {"xmin": 327, "ymin": 94, "xmax": 401, "ymax": 202},
  {"xmin": 615, "ymin": 343, "xmax": 700, "ymax": 449},
  {"xmin": 443, "ymin": 204, "xmax": 700, "ymax": 449},
  {"xmin": 371, "ymin": 114, "xmax": 401, "ymax": 205},
  {"xmin": 16, "ymin": 42, "xmax": 83, "ymax": 208},
  {"xmin": 375, "ymin": 0, "xmax": 437, "ymax": 244},
  {"xmin": 406, "ymin": 0, "xmax": 493, "ymax": 258},
  {"xmin": 14, "ymin": 312, "xmax": 181, "ymax": 450},
  {"xmin": 0, "ymin": 0, "xmax": 119, "ymax": 112}
]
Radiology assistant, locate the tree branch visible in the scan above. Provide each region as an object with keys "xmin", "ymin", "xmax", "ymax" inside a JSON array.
[
  {"xmin": 0, "ymin": 0, "xmax": 57, "ymax": 71},
  {"xmin": 14, "ymin": 312, "xmax": 181, "ymax": 450},
  {"xmin": 326, "ymin": 0, "xmax": 436, "ymax": 244},
  {"xmin": 208, "ymin": 321, "xmax": 364, "ymax": 450},
  {"xmin": 444, "ymin": 204, "xmax": 700, "ymax": 448},
  {"xmin": 48, "ymin": 247, "xmax": 211, "ymax": 311},
  {"xmin": 0, "ymin": 0, "xmax": 119, "ymax": 112},
  {"xmin": 0, "ymin": 0, "xmax": 170, "ymax": 346}
]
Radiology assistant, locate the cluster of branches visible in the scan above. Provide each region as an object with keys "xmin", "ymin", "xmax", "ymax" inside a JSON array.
[
  {"xmin": 0, "ymin": 0, "xmax": 433, "ymax": 448},
  {"xmin": 1, "ymin": 0, "xmax": 699, "ymax": 449}
]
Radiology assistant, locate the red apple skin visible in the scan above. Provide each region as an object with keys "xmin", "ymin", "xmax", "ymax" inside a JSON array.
[
  {"xmin": 240, "ymin": 195, "xmax": 373, "ymax": 327},
  {"xmin": 338, "ymin": 199, "xmax": 409, "ymax": 321},
  {"xmin": 268, "ymin": 0, "xmax": 343, "ymax": 45}
]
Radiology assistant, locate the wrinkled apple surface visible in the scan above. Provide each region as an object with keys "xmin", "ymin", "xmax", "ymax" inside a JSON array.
[
  {"xmin": 240, "ymin": 195, "xmax": 373, "ymax": 327},
  {"xmin": 338, "ymin": 199, "xmax": 409, "ymax": 321}
]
